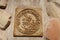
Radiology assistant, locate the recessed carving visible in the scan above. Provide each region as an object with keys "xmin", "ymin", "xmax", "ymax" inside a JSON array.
[{"xmin": 14, "ymin": 7, "xmax": 43, "ymax": 37}]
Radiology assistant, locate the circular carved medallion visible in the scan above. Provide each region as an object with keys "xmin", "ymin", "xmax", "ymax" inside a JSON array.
[{"xmin": 16, "ymin": 8, "xmax": 41, "ymax": 35}]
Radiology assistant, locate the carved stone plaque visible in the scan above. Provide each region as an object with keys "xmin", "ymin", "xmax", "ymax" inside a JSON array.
[{"xmin": 14, "ymin": 7, "xmax": 43, "ymax": 37}]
